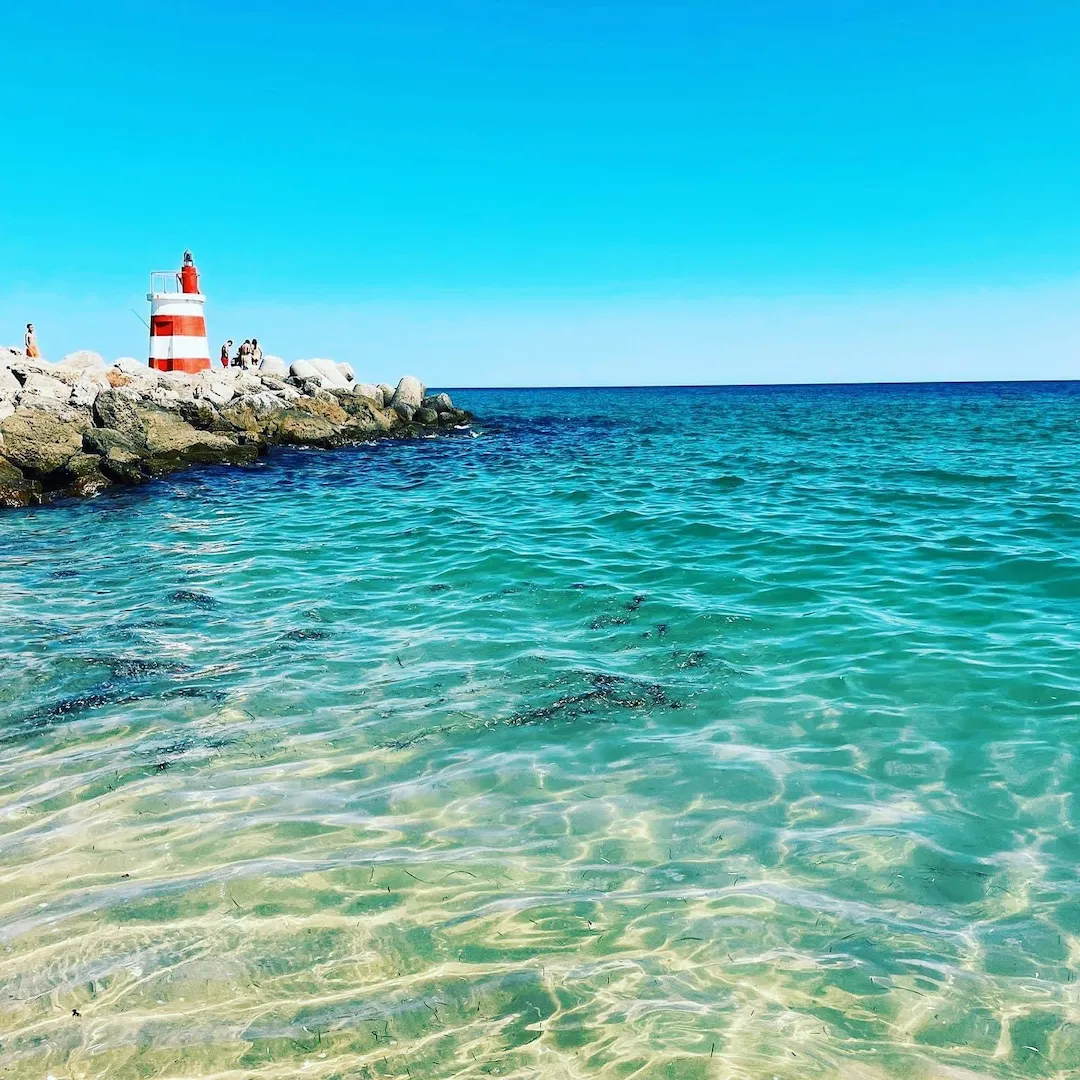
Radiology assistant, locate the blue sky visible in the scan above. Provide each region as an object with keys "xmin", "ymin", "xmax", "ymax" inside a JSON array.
[{"xmin": 2, "ymin": 0, "xmax": 1079, "ymax": 384}]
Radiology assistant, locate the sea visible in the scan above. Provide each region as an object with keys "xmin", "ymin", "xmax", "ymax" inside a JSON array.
[{"xmin": 1, "ymin": 382, "xmax": 1079, "ymax": 1080}]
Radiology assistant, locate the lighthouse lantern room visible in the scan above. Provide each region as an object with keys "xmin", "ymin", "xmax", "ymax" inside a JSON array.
[{"xmin": 147, "ymin": 250, "xmax": 212, "ymax": 373}]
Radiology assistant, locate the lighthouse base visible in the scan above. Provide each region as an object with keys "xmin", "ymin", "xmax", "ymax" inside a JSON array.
[{"xmin": 149, "ymin": 357, "xmax": 212, "ymax": 374}]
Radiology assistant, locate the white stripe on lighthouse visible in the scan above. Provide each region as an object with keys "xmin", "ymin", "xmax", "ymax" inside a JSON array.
[{"xmin": 149, "ymin": 335, "xmax": 212, "ymax": 360}]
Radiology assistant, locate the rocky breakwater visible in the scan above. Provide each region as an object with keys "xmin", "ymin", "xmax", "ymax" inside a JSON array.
[{"xmin": 0, "ymin": 350, "xmax": 471, "ymax": 509}]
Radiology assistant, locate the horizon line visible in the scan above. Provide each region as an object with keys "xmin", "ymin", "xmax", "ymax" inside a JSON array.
[{"xmin": 434, "ymin": 377, "xmax": 1080, "ymax": 391}]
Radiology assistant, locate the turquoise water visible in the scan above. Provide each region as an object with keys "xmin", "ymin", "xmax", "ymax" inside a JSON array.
[{"xmin": 2, "ymin": 382, "xmax": 1080, "ymax": 1079}]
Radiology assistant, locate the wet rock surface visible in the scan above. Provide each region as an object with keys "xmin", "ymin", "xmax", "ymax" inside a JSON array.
[{"xmin": 0, "ymin": 356, "xmax": 471, "ymax": 508}]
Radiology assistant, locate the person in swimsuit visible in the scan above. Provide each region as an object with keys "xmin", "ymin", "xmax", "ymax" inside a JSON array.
[
  {"xmin": 24, "ymin": 323, "xmax": 39, "ymax": 358},
  {"xmin": 220, "ymin": 340, "xmax": 233, "ymax": 369}
]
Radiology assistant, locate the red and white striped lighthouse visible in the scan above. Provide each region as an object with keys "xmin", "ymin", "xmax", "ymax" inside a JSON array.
[{"xmin": 147, "ymin": 251, "xmax": 211, "ymax": 373}]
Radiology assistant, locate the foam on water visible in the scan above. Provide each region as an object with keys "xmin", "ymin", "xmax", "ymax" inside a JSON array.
[{"xmin": 2, "ymin": 383, "xmax": 1080, "ymax": 1078}]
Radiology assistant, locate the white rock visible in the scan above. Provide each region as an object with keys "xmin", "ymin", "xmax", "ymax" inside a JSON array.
[
  {"xmin": 290, "ymin": 360, "xmax": 321, "ymax": 383},
  {"xmin": 198, "ymin": 381, "xmax": 235, "ymax": 407},
  {"xmin": 377, "ymin": 384, "xmax": 394, "ymax": 407},
  {"xmin": 259, "ymin": 355, "xmax": 288, "ymax": 378},
  {"xmin": 59, "ymin": 350, "xmax": 106, "ymax": 371},
  {"xmin": 308, "ymin": 358, "xmax": 351, "ymax": 389},
  {"xmin": 355, "ymin": 382, "xmax": 382, "ymax": 401},
  {"xmin": 13, "ymin": 393, "xmax": 72, "ymax": 417},
  {"xmin": 424, "ymin": 392, "xmax": 454, "ymax": 412},
  {"xmin": 114, "ymin": 357, "xmax": 161, "ymax": 383},
  {"xmin": 0, "ymin": 367, "xmax": 20, "ymax": 396},
  {"xmin": 275, "ymin": 384, "xmax": 302, "ymax": 404},
  {"xmin": 69, "ymin": 375, "xmax": 104, "ymax": 410},
  {"xmin": 21, "ymin": 372, "xmax": 69, "ymax": 401},
  {"xmin": 390, "ymin": 375, "xmax": 425, "ymax": 411},
  {"xmin": 337, "ymin": 362, "xmax": 356, "ymax": 382},
  {"xmin": 145, "ymin": 386, "xmax": 188, "ymax": 409},
  {"xmin": 234, "ymin": 372, "xmax": 264, "ymax": 394},
  {"xmin": 0, "ymin": 346, "xmax": 23, "ymax": 368},
  {"xmin": 0, "ymin": 401, "xmax": 13, "ymax": 423},
  {"xmin": 238, "ymin": 391, "xmax": 281, "ymax": 419},
  {"xmin": 160, "ymin": 370, "xmax": 194, "ymax": 385}
]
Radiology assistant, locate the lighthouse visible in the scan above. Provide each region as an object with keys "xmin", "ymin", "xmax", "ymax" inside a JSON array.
[{"xmin": 147, "ymin": 250, "xmax": 212, "ymax": 373}]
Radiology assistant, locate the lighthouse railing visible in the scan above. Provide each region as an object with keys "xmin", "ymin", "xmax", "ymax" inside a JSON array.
[{"xmin": 149, "ymin": 271, "xmax": 182, "ymax": 296}]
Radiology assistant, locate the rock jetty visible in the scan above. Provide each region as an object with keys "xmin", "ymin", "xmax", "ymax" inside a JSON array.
[{"xmin": 0, "ymin": 349, "xmax": 471, "ymax": 509}]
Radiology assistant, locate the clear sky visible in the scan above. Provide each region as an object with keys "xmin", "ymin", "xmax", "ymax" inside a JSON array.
[{"xmin": 2, "ymin": 0, "xmax": 1078, "ymax": 385}]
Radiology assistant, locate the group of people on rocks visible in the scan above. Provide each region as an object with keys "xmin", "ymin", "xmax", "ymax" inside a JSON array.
[{"xmin": 220, "ymin": 338, "xmax": 263, "ymax": 369}]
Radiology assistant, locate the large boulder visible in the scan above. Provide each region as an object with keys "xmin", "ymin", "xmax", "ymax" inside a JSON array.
[
  {"xmin": 0, "ymin": 367, "xmax": 20, "ymax": 397},
  {"xmin": 69, "ymin": 374, "xmax": 106, "ymax": 410},
  {"xmin": 94, "ymin": 389, "xmax": 148, "ymax": 444},
  {"xmin": 259, "ymin": 355, "xmax": 288, "ymax": 379},
  {"xmin": 21, "ymin": 372, "xmax": 69, "ymax": 402},
  {"xmin": 114, "ymin": 357, "xmax": 158, "ymax": 379},
  {"xmin": 0, "ymin": 456, "xmax": 40, "ymax": 507},
  {"xmin": 59, "ymin": 350, "xmax": 107, "ymax": 372},
  {"xmin": 354, "ymin": 382, "xmax": 382, "ymax": 401},
  {"xmin": 377, "ymin": 384, "xmax": 394, "ymax": 407},
  {"xmin": 6, "ymin": 357, "xmax": 50, "ymax": 383},
  {"xmin": 390, "ymin": 375, "xmax": 425, "ymax": 412},
  {"xmin": 0, "ymin": 407, "xmax": 89, "ymax": 476},
  {"xmin": 83, "ymin": 428, "xmax": 146, "ymax": 484},
  {"xmin": 60, "ymin": 452, "xmax": 111, "ymax": 497},
  {"xmin": 289, "ymin": 360, "xmax": 321, "ymax": 383},
  {"xmin": 270, "ymin": 411, "xmax": 341, "ymax": 448},
  {"xmin": 135, "ymin": 406, "xmax": 257, "ymax": 473},
  {"xmin": 159, "ymin": 371, "xmax": 197, "ymax": 390},
  {"xmin": 296, "ymin": 392, "xmax": 348, "ymax": 426},
  {"xmin": 337, "ymin": 395, "xmax": 395, "ymax": 432},
  {"xmin": 196, "ymin": 380, "xmax": 235, "ymax": 407},
  {"xmin": 423, "ymin": 392, "xmax": 454, "ymax": 413},
  {"xmin": 414, "ymin": 407, "xmax": 439, "ymax": 426},
  {"xmin": 307, "ymin": 359, "xmax": 352, "ymax": 390},
  {"xmin": 337, "ymin": 362, "xmax": 356, "ymax": 383}
]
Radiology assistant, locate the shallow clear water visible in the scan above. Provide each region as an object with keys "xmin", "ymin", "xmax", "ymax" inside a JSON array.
[{"xmin": 2, "ymin": 383, "xmax": 1080, "ymax": 1079}]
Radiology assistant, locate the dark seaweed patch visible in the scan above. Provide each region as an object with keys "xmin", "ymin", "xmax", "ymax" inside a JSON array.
[
  {"xmin": 282, "ymin": 628, "xmax": 333, "ymax": 642},
  {"xmin": 50, "ymin": 569, "xmax": 79, "ymax": 580},
  {"xmin": 591, "ymin": 595, "xmax": 647, "ymax": 629},
  {"xmin": 169, "ymin": 590, "xmax": 218, "ymax": 609},
  {"xmin": 42, "ymin": 687, "xmax": 141, "ymax": 718},
  {"xmin": 676, "ymin": 650, "xmax": 708, "ymax": 669},
  {"xmin": 161, "ymin": 686, "xmax": 227, "ymax": 702},
  {"xmin": 84, "ymin": 656, "xmax": 188, "ymax": 679},
  {"xmin": 505, "ymin": 672, "xmax": 674, "ymax": 727},
  {"xmin": 590, "ymin": 613, "xmax": 631, "ymax": 630},
  {"xmin": 1, "ymin": 684, "xmax": 146, "ymax": 744}
]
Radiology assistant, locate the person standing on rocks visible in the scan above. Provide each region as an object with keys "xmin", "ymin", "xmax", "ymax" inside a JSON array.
[
  {"xmin": 238, "ymin": 340, "xmax": 253, "ymax": 369},
  {"xmin": 24, "ymin": 324, "xmax": 39, "ymax": 359},
  {"xmin": 220, "ymin": 340, "xmax": 233, "ymax": 369},
  {"xmin": 250, "ymin": 339, "xmax": 263, "ymax": 367}
]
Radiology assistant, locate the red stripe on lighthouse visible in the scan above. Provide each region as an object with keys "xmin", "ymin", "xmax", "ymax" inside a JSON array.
[{"xmin": 150, "ymin": 315, "xmax": 207, "ymax": 337}]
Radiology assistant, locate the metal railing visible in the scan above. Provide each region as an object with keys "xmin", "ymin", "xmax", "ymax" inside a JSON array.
[{"xmin": 149, "ymin": 271, "xmax": 182, "ymax": 295}]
